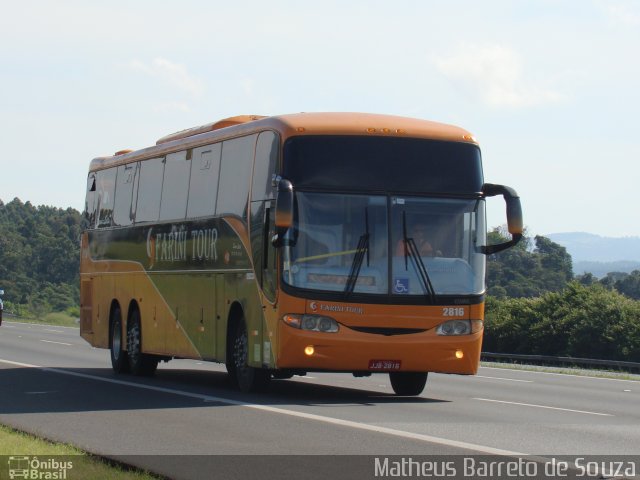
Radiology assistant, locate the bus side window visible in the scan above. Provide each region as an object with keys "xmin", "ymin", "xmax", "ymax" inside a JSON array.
[
  {"xmin": 187, "ymin": 144, "xmax": 222, "ymax": 219},
  {"xmin": 217, "ymin": 135, "xmax": 257, "ymax": 218},
  {"xmin": 159, "ymin": 151, "xmax": 190, "ymax": 221},
  {"xmin": 135, "ymin": 157, "xmax": 164, "ymax": 223},
  {"xmin": 251, "ymin": 131, "xmax": 278, "ymax": 202},
  {"xmin": 84, "ymin": 173, "xmax": 97, "ymax": 229},
  {"xmin": 113, "ymin": 163, "xmax": 139, "ymax": 227},
  {"xmin": 96, "ymin": 167, "xmax": 117, "ymax": 228}
]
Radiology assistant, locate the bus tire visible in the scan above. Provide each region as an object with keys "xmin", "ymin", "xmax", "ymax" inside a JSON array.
[
  {"xmin": 389, "ymin": 372, "xmax": 428, "ymax": 396},
  {"xmin": 231, "ymin": 318, "xmax": 270, "ymax": 393},
  {"xmin": 109, "ymin": 305, "xmax": 129, "ymax": 373},
  {"xmin": 127, "ymin": 308, "xmax": 158, "ymax": 376}
]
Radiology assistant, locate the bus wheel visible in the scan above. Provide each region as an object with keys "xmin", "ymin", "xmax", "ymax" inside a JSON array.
[
  {"xmin": 110, "ymin": 306, "xmax": 129, "ymax": 374},
  {"xmin": 127, "ymin": 309, "xmax": 158, "ymax": 376},
  {"xmin": 389, "ymin": 372, "xmax": 428, "ymax": 396},
  {"xmin": 231, "ymin": 319, "xmax": 270, "ymax": 393}
]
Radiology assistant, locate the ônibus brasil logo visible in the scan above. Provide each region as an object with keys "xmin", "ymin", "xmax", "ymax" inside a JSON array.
[{"xmin": 7, "ymin": 456, "xmax": 73, "ymax": 479}]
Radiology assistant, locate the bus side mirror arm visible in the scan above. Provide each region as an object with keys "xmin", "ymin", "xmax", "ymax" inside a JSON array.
[
  {"xmin": 272, "ymin": 179, "xmax": 294, "ymax": 248},
  {"xmin": 480, "ymin": 183, "xmax": 523, "ymax": 255}
]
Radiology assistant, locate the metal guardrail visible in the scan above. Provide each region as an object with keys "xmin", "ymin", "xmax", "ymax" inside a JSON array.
[{"xmin": 482, "ymin": 352, "xmax": 640, "ymax": 373}]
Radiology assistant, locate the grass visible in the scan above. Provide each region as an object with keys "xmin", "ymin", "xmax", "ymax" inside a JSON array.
[
  {"xmin": 3, "ymin": 311, "xmax": 79, "ymax": 328},
  {"xmin": 481, "ymin": 361, "xmax": 640, "ymax": 381},
  {"xmin": 0, "ymin": 424, "xmax": 158, "ymax": 479}
]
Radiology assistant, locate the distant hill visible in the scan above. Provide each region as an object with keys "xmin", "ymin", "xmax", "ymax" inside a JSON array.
[
  {"xmin": 546, "ymin": 232, "xmax": 640, "ymax": 277},
  {"xmin": 547, "ymin": 232, "xmax": 640, "ymax": 262},
  {"xmin": 573, "ymin": 260, "xmax": 640, "ymax": 277}
]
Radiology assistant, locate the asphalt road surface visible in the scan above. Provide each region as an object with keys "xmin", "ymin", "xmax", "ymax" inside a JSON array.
[{"xmin": 1, "ymin": 321, "xmax": 639, "ymax": 479}]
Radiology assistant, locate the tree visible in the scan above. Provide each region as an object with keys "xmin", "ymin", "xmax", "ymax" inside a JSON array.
[
  {"xmin": 614, "ymin": 270, "xmax": 640, "ymax": 300},
  {"xmin": 485, "ymin": 282, "xmax": 640, "ymax": 362},
  {"xmin": 0, "ymin": 198, "xmax": 81, "ymax": 315},
  {"xmin": 487, "ymin": 228, "xmax": 573, "ymax": 298},
  {"xmin": 576, "ymin": 272, "xmax": 596, "ymax": 286}
]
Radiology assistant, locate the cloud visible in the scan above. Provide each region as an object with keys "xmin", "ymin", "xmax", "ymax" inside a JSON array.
[
  {"xmin": 241, "ymin": 77, "xmax": 255, "ymax": 96},
  {"xmin": 153, "ymin": 102, "xmax": 191, "ymax": 113},
  {"xmin": 434, "ymin": 44, "xmax": 564, "ymax": 108},
  {"xmin": 128, "ymin": 58, "xmax": 204, "ymax": 97},
  {"xmin": 601, "ymin": 1, "xmax": 640, "ymax": 26}
]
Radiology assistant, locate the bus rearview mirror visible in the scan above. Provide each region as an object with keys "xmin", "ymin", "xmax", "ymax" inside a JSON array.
[
  {"xmin": 275, "ymin": 179, "xmax": 294, "ymax": 228},
  {"xmin": 273, "ymin": 179, "xmax": 294, "ymax": 247},
  {"xmin": 481, "ymin": 183, "xmax": 523, "ymax": 255}
]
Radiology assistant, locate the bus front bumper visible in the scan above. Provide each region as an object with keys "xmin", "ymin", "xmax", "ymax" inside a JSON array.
[{"xmin": 276, "ymin": 323, "xmax": 482, "ymax": 375}]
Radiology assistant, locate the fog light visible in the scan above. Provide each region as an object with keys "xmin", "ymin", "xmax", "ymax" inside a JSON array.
[
  {"xmin": 304, "ymin": 345, "xmax": 315, "ymax": 356},
  {"xmin": 455, "ymin": 350, "xmax": 464, "ymax": 359}
]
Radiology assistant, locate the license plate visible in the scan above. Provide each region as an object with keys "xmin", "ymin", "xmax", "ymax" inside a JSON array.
[{"xmin": 369, "ymin": 359, "xmax": 401, "ymax": 370}]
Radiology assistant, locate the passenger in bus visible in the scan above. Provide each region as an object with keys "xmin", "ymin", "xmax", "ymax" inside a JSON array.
[{"xmin": 395, "ymin": 223, "xmax": 442, "ymax": 257}]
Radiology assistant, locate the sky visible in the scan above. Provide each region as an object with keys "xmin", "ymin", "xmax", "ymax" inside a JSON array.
[{"xmin": 1, "ymin": 0, "xmax": 639, "ymax": 238}]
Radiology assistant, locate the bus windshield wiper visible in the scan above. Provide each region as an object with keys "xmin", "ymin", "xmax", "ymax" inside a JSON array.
[
  {"xmin": 344, "ymin": 208, "xmax": 370, "ymax": 298},
  {"xmin": 402, "ymin": 211, "xmax": 436, "ymax": 303}
]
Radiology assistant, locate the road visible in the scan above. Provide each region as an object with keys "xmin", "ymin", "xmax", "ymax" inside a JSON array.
[{"xmin": 1, "ymin": 321, "xmax": 639, "ymax": 479}]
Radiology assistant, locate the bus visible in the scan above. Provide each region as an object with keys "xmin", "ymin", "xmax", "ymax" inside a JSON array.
[{"xmin": 80, "ymin": 112, "xmax": 522, "ymax": 395}]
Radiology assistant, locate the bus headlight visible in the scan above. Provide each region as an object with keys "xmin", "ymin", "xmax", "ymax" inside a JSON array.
[
  {"xmin": 436, "ymin": 320, "xmax": 483, "ymax": 336},
  {"xmin": 283, "ymin": 314, "xmax": 339, "ymax": 333}
]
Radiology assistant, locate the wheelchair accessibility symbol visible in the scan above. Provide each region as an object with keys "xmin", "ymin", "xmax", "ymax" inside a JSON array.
[{"xmin": 393, "ymin": 278, "xmax": 409, "ymax": 294}]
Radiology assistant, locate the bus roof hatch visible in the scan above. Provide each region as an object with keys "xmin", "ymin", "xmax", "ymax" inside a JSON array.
[{"xmin": 156, "ymin": 115, "xmax": 267, "ymax": 145}]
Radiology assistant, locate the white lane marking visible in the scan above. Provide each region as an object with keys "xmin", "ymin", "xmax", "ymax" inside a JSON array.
[
  {"xmin": 1, "ymin": 325, "xmax": 15, "ymax": 328},
  {"xmin": 480, "ymin": 366, "xmax": 640, "ymax": 383},
  {"xmin": 475, "ymin": 375, "xmax": 533, "ymax": 383},
  {"xmin": 3, "ymin": 321, "xmax": 78, "ymax": 330},
  {"xmin": 40, "ymin": 340, "xmax": 73, "ymax": 346},
  {"xmin": 44, "ymin": 329, "xmax": 65, "ymax": 333},
  {"xmin": 0, "ymin": 358, "xmax": 526, "ymax": 457},
  {"xmin": 474, "ymin": 398, "xmax": 613, "ymax": 417}
]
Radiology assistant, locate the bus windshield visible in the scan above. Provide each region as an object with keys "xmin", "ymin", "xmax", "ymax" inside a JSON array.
[{"xmin": 282, "ymin": 192, "xmax": 486, "ymax": 297}]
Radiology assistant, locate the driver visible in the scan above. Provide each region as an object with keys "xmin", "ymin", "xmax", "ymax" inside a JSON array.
[{"xmin": 395, "ymin": 223, "xmax": 442, "ymax": 257}]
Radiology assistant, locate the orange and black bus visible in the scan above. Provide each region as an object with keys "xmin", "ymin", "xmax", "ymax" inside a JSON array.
[{"xmin": 80, "ymin": 112, "xmax": 522, "ymax": 395}]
